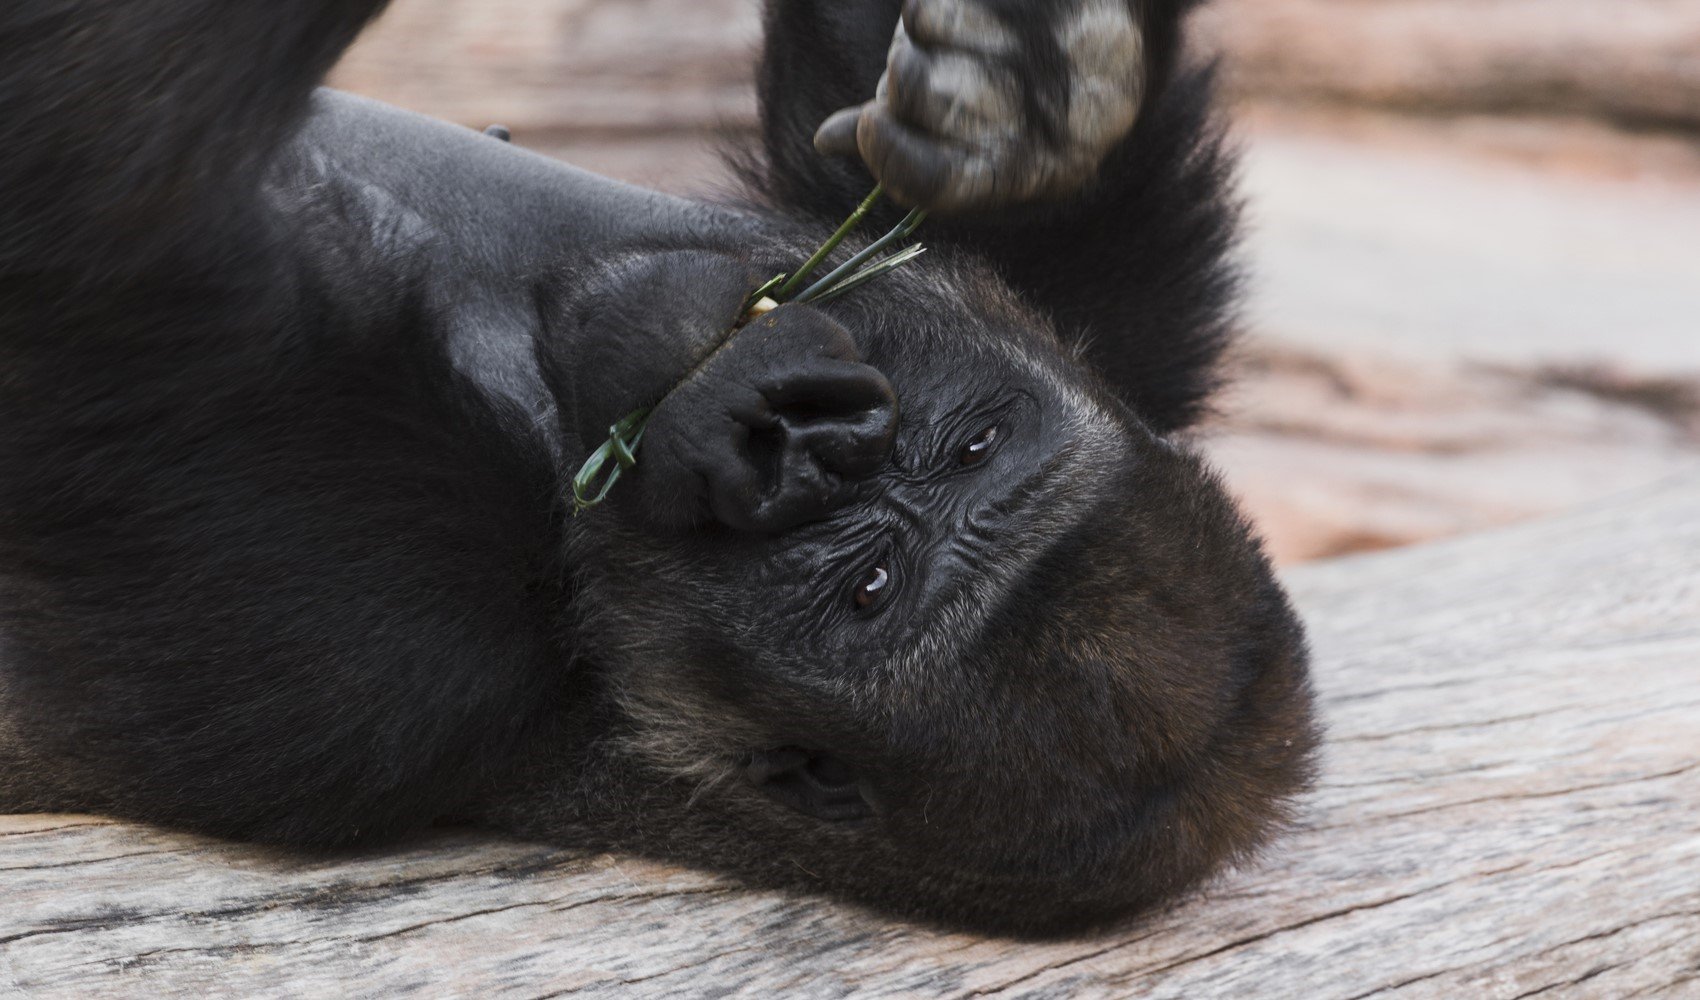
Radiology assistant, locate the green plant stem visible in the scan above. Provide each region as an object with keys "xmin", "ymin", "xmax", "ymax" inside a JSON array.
[
  {"xmin": 792, "ymin": 206, "xmax": 927, "ymax": 304},
  {"xmin": 773, "ymin": 184, "xmax": 886, "ymax": 300},
  {"xmin": 805, "ymin": 244, "xmax": 928, "ymax": 305},
  {"xmin": 742, "ymin": 271, "xmax": 788, "ymax": 314},
  {"xmin": 571, "ymin": 409, "xmax": 651, "ymax": 513}
]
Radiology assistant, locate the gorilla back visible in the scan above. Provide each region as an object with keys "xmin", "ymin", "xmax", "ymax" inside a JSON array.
[{"xmin": 0, "ymin": 0, "xmax": 1317, "ymax": 934}]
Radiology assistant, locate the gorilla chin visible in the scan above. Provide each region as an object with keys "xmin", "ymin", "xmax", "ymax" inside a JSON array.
[{"xmin": 501, "ymin": 243, "xmax": 1319, "ymax": 935}]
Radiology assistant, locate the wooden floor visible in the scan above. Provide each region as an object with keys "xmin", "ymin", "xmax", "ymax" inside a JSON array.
[{"xmin": 5, "ymin": 476, "xmax": 1696, "ymax": 998}]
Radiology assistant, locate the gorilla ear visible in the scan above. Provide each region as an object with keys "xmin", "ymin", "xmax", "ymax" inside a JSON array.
[{"xmin": 744, "ymin": 748, "xmax": 874, "ymax": 822}]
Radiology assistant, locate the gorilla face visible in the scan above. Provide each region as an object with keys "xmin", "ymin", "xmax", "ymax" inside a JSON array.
[{"xmin": 540, "ymin": 245, "xmax": 1317, "ymax": 932}]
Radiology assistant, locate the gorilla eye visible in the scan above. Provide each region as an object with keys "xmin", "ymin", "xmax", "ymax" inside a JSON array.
[
  {"xmin": 959, "ymin": 425, "xmax": 999, "ymax": 466},
  {"xmin": 853, "ymin": 563, "xmax": 891, "ymax": 610}
]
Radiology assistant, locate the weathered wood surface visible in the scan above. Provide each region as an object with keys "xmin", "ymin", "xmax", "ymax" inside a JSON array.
[
  {"xmin": 1195, "ymin": 0, "xmax": 1700, "ymax": 132},
  {"xmin": 3, "ymin": 476, "xmax": 1697, "ymax": 997},
  {"xmin": 1208, "ymin": 344, "xmax": 1700, "ymax": 563},
  {"xmin": 332, "ymin": 0, "xmax": 1700, "ymax": 144}
]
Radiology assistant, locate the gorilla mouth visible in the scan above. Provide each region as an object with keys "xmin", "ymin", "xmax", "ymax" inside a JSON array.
[{"xmin": 744, "ymin": 747, "xmax": 875, "ymax": 821}]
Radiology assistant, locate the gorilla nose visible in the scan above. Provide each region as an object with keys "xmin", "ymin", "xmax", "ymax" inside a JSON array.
[
  {"xmin": 718, "ymin": 356, "xmax": 897, "ymax": 532},
  {"xmin": 640, "ymin": 305, "xmax": 898, "ymax": 534}
]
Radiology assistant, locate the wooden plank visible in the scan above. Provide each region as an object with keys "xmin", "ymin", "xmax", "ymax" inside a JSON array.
[
  {"xmin": 329, "ymin": 0, "xmax": 1700, "ymax": 156},
  {"xmin": 1196, "ymin": 0, "xmax": 1700, "ymax": 131},
  {"xmin": 4, "ymin": 476, "xmax": 1698, "ymax": 997}
]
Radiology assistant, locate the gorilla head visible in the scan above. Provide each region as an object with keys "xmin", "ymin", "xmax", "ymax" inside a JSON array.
[{"xmin": 516, "ymin": 241, "xmax": 1318, "ymax": 933}]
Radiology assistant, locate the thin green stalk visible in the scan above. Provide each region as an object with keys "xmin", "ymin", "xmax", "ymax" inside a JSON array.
[
  {"xmin": 792, "ymin": 206, "xmax": 927, "ymax": 304},
  {"xmin": 773, "ymin": 184, "xmax": 886, "ymax": 300},
  {"xmin": 742, "ymin": 271, "xmax": 788, "ymax": 314},
  {"xmin": 571, "ymin": 409, "xmax": 651, "ymax": 513},
  {"xmin": 804, "ymin": 244, "xmax": 928, "ymax": 305}
]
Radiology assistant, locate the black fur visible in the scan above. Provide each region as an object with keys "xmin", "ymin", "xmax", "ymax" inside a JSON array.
[
  {"xmin": 0, "ymin": 0, "xmax": 1316, "ymax": 935},
  {"xmin": 746, "ymin": 0, "xmax": 1239, "ymax": 430}
]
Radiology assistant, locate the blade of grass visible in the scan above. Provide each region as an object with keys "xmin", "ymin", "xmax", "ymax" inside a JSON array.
[
  {"xmin": 792, "ymin": 206, "xmax": 927, "ymax": 304},
  {"xmin": 571, "ymin": 409, "xmax": 650, "ymax": 513},
  {"xmin": 773, "ymin": 185, "xmax": 886, "ymax": 300},
  {"xmin": 742, "ymin": 272, "xmax": 788, "ymax": 314},
  {"xmin": 569, "ymin": 188, "xmax": 928, "ymax": 515},
  {"xmin": 804, "ymin": 245, "xmax": 928, "ymax": 305}
]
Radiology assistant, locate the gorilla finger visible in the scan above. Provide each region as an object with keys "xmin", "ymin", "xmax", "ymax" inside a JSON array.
[
  {"xmin": 886, "ymin": 37, "xmax": 1014, "ymax": 146},
  {"xmin": 901, "ymin": 0, "xmax": 1016, "ymax": 56},
  {"xmin": 859, "ymin": 107, "xmax": 1006, "ymax": 213},
  {"xmin": 858, "ymin": 115, "xmax": 949, "ymax": 208},
  {"xmin": 813, "ymin": 105, "xmax": 866, "ymax": 159}
]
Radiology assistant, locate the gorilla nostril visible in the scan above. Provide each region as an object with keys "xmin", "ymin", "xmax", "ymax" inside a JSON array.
[
  {"xmin": 778, "ymin": 409, "xmax": 895, "ymax": 474},
  {"xmin": 775, "ymin": 398, "xmax": 836, "ymax": 423},
  {"xmin": 745, "ymin": 748, "xmax": 874, "ymax": 822},
  {"xmin": 744, "ymin": 424, "xmax": 786, "ymax": 486}
]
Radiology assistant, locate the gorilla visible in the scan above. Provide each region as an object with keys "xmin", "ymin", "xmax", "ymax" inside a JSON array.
[{"xmin": 0, "ymin": 0, "xmax": 1317, "ymax": 934}]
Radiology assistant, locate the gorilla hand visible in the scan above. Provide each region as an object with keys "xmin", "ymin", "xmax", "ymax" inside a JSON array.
[{"xmin": 813, "ymin": 0, "xmax": 1147, "ymax": 214}]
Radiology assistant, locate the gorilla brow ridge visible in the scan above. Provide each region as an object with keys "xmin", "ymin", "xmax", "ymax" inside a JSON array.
[{"xmin": 877, "ymin": 422, "xmax": 1125, "ymax": 693}]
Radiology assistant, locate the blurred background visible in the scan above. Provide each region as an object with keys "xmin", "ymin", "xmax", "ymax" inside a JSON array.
[{"xmin": 329, "ymin": 0, "xmax": 1700, "ymax": 564}]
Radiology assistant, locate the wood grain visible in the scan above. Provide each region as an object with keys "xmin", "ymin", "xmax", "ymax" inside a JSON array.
[
  {"xmin": 1195, "ymin": 0, "xmax": 1700, "ymax": 132},
  {"xmin": 3, "ymin": 476, "xmax": 1697, "ymax": 997}
]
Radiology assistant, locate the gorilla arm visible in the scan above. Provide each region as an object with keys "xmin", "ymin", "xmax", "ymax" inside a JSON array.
[
  {"xmin": 0, "ymin": 0, "xmax": 393, "ymax": 279},
  {"xmin": 0, "ymin": 0, "xmax": 573, "ymax": 842},
  {"xmin": 747, "ymin": 0, "xmax": 1239, "ymax": 432}
]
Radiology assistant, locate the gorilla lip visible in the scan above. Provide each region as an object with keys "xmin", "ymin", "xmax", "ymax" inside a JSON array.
[{"xmin": 569, "ymin": 185, "xmax": 927, "ymax": 514}]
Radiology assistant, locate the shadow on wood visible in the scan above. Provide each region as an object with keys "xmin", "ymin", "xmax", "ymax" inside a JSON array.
[{"xmin": 3, "ymin": 474, "xmax": 1698, "ymax": 997}]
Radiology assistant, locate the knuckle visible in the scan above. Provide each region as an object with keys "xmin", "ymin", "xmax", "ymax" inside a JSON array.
[
  {"xmin": 885, "ymin": 38, "xmax": 931, "ymax": 109},
  {"xmin": 889, "ymin": 47, "xmax": 1015, "ymax": 146},
  {"xmin": 903, "ymin": 0, "xmax": 1016, "ymax": 55}
]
